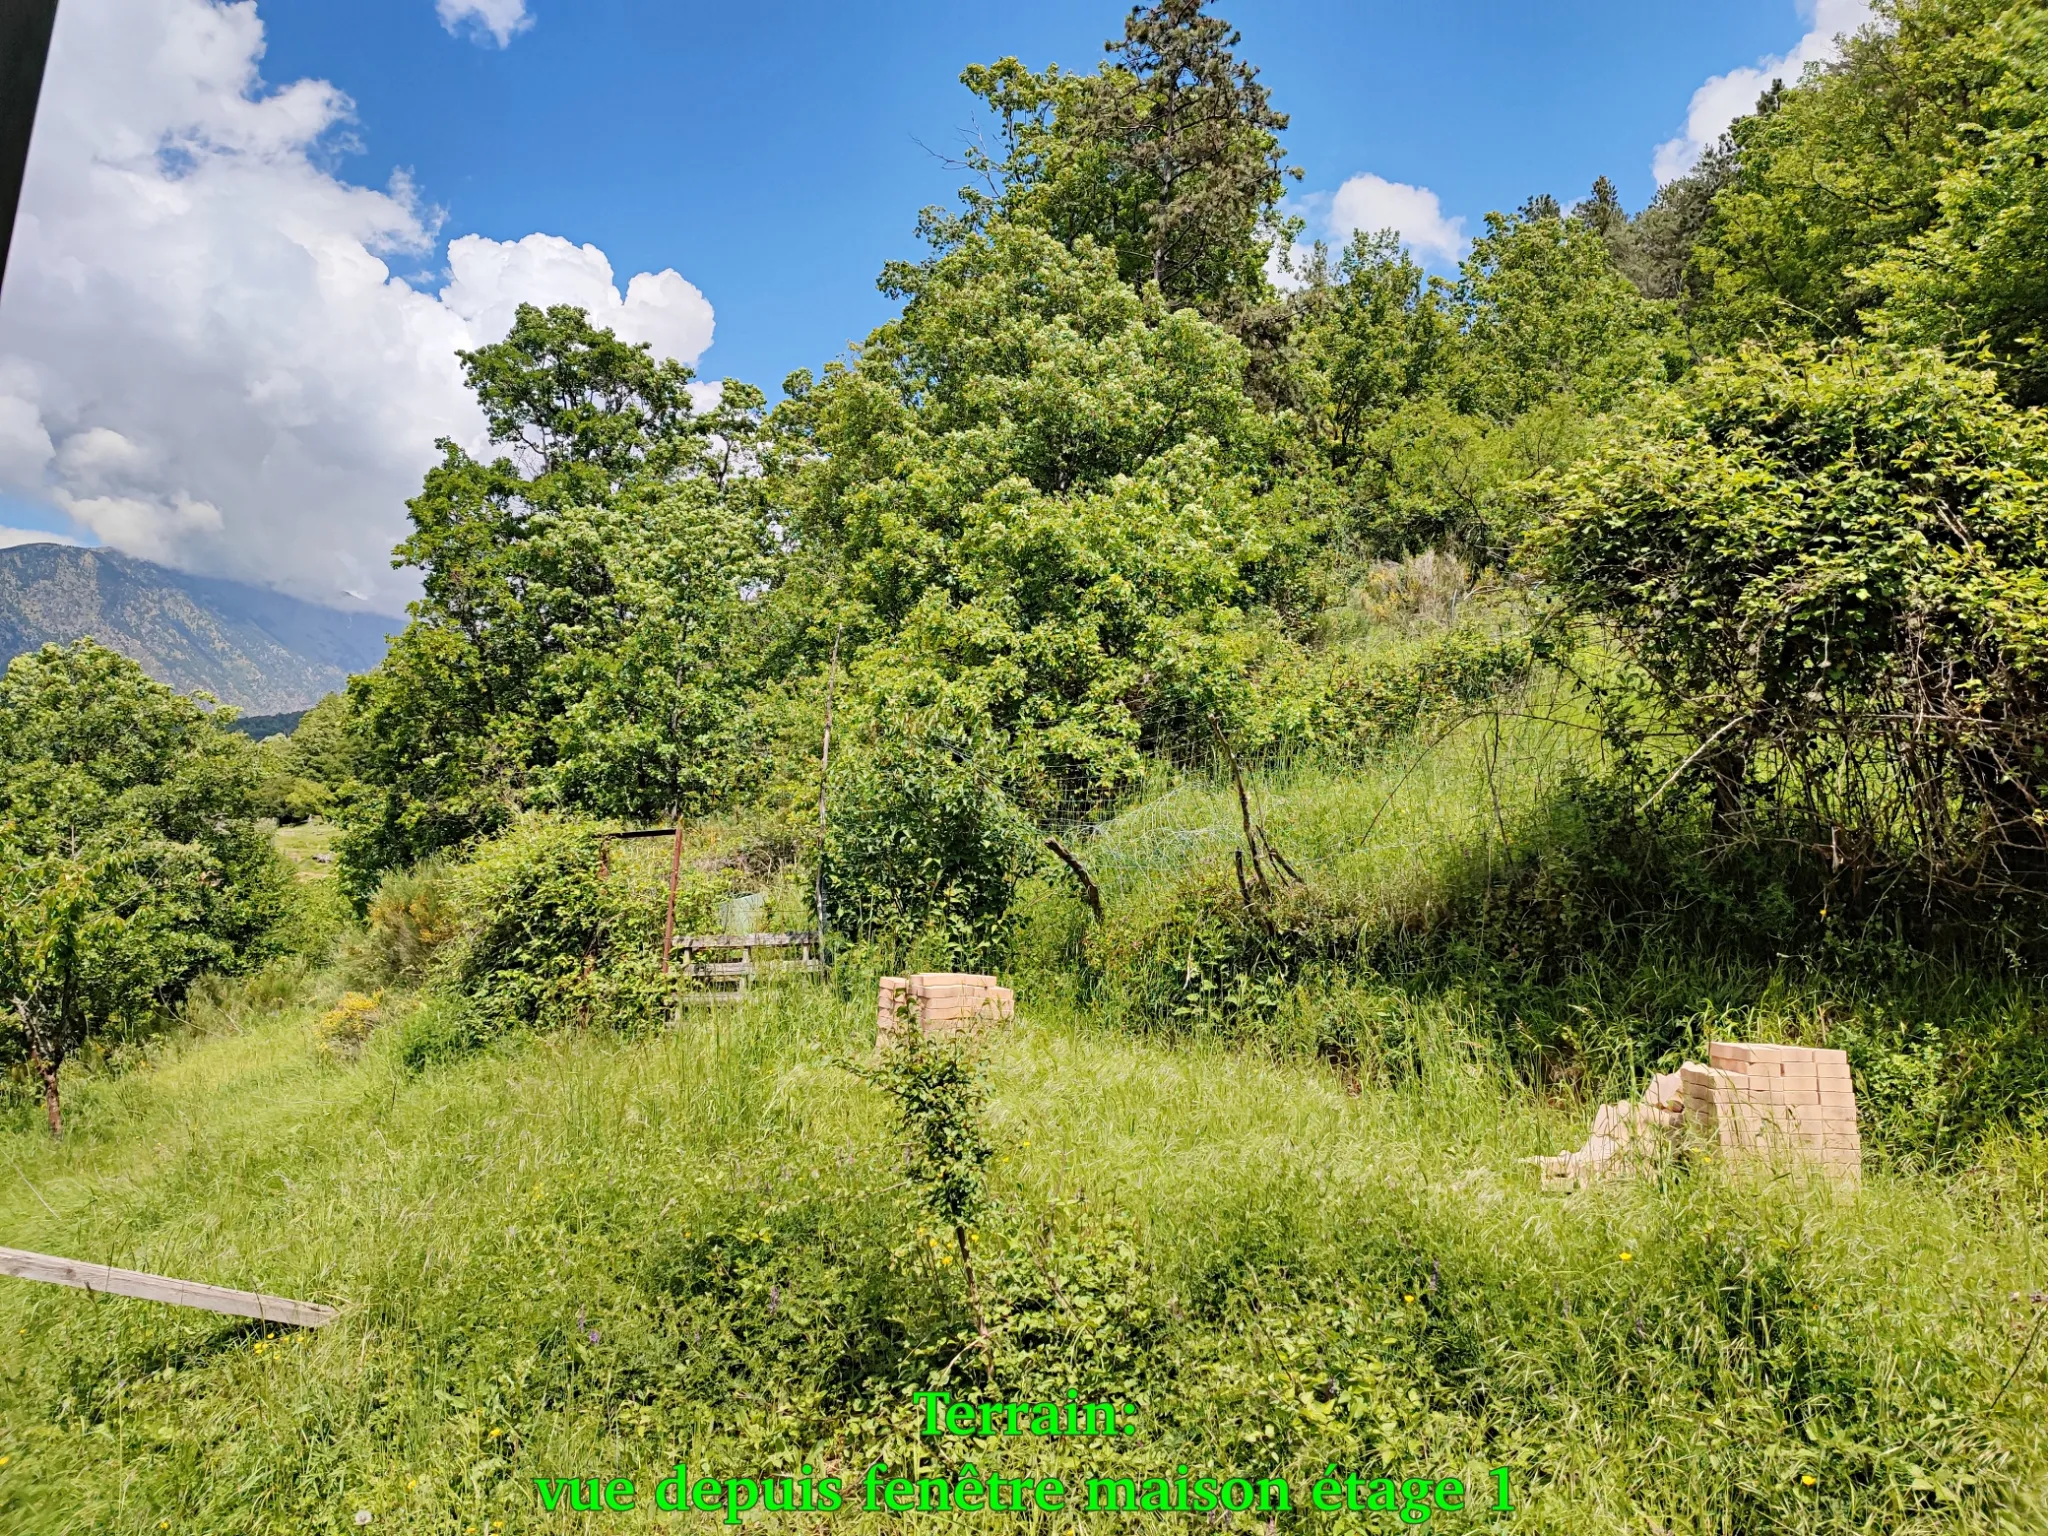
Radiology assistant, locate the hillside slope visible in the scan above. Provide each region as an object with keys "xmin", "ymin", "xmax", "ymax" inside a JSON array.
[
  {"xmin": 0, "ymin": 962, "xmax": 2039, "ymax": 1533},
  {"xmin": 0, "ymin": 543, "xmax": 392, "ymax": 711}
]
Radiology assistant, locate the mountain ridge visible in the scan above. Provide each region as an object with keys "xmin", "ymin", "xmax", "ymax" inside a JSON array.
[{"xmin": 0, "ymin": 543, "xmax": 393, "ymax": 711}]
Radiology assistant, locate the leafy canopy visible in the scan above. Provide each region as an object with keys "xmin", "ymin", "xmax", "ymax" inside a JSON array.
[
  {"xmin": 1865, "ymin": 6, "xmax": 2048, "ymax": 403},
  {"xmin": 951, "ymin": 0, "xmax": 1297, "ymax": 321},
  {"xmin": 0, "ymin": 641, "xmax": 290, "ymax": 1132},
  {"xmin": 774, "ymin": 220, "xmax": 1281, "ymax": 811},
  {"xmin": 340, "ymin": 304, "xmax": 773, "ymax": 899}
]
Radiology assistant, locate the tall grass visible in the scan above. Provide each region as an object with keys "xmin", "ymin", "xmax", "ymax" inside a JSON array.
[
  {"xmin": 4, "ymin": 609, "xmax": 2047, "ymax": 1530},
  {"xmin": 1008, "ymin": 678, "xmax": 2048, "ymax": 1169},
  {"xmin": 1, "ymin": 961, "xmax": 2044, "ymax": 1532}
]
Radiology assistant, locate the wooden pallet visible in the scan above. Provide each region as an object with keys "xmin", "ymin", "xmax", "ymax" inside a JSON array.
[{"xmin": 676, "ymin": 931, "xmax": 821, "ymax": 1006}]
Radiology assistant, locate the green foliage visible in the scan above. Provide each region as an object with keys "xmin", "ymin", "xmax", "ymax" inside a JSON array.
[
  {"xmin": 1690, "ymin": 0, "xmax": 2016, "ymax": 347},
  {"xmin": 0, "ymin": 641, "xmax": 291, "ymax": 1132},
  {"xmin": 953, "ymin": 0, "xmax": 1296, "ymax": 319},
  {"xmin": 248, "ymin": 692, "xmax": 364, "ymax": 825},
  {"xmin": 1292, "ymin": 231, "xmax": 1455, "ymax": 468},
  {"xmin": 339, "ymin": 307, "xmax": 773, "ymax": 900},
  {"xmin": 1538, "ymin": 341, "xmax": 2048, "ymax": 894},
  {"xmin": 284, "ymin": 692, "xmax": 360, "ymax": 790},
  {"xmin": 456, "ymin": 301, "xmax": 703, "ymax": 492},
  {"xmin": 1865, "ymin": 6, "xmax": 2048, "ymax": 403},
  {"xmin": 357, "ymin": 855, "xmax": 461, "ymax": 985},
  {"xmin": 1447, "ymin": 203, "xmax": 1677, "ymax": 421},
  {"xmin": 433, "ymin": 813, "xmax": 706, "ymax": 1047},
  {"xmin": 1291, "ymin": 208, "xmax": 1660, "ymax": 567},
  {"xmin": 864, "ymin": 1028, "xmax": 994, "ymax": 1231},
  {"xmin": 1229, "ymin": 615, "xmax": 1536, "ymax": 763},
  {"xmin": 248, "ymin": 735, "xmax": 331, "ymax": 825},
  {"xmin": 1575, "ymin": 168, "xmax": 1734, "ymax": 310},
  {"xmin": 1341, "ymin": 398, "xmax": 1591, "ymax": 566},
  {"xmin": 824, "ymin": 733, "xmax": 1041, "ymax": 966},
  {"xmin": 779, "ymin": 220, "xmax": 1285, "ymax": 806}
]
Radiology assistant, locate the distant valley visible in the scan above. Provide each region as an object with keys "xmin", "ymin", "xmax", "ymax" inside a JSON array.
[{"xmin": 0, "ymin": 543, "xmax": 393, "ymax": 712}]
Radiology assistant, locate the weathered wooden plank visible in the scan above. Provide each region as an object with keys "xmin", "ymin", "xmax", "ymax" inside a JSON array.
[
  {"xmin": 679, "ymin": 932, "xmax": 818, "ymax": 952},
  {"xmin": 689, "ymin": 959, "xmax": 823, "ymax": 978},
  {"xmin": 0, "ymin": 1246, "xmax": 337, "ymax": 1329}
]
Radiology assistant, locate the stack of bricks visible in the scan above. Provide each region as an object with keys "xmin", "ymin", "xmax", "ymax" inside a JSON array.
[
  {"xmin": 876, "ymin": 973, "xmax": 1015, "ymax": 1048},
  {"xmin": 1681, "ymin": 1043, "xmax": 1860, "ymax": 1181},
  {"xmin": 1532, "ymin": 1042, "xmax": 1862, "ymax": 1188}
]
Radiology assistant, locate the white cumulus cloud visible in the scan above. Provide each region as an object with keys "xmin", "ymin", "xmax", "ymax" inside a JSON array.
[
  {"xmin": 1325, "ymin": 174, "xmax": 1467, "ymax": 265},
  {"xmin": 437, "ymin": 0, "xmax": 531, "ymax": 49},
  {"xmin": 1275, "ymin": 172, "xmax": 1467, "ymax": 287},
  {"xmin": 0, "ymin": 0, "xmax": 715, "ymax": 613},
  {"xmin": 440, "ymin": 234, "xmax": 715, "ymax": 369},
  {"xmin": 0, "ymin": 526, "xmax": 84, "ymax": 550},
  {"xmin": 1654, "ymin": 0, "xmax": 1877, "ymax": 184}
]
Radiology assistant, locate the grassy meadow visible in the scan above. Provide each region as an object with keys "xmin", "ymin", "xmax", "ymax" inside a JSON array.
[{"xmin": 4, "ymin": 690, "xmax": 2048, "ymax": 1534}]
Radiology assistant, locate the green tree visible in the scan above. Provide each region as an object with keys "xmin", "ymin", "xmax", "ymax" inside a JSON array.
[
  {"xmin": 1865, "ymin": 7, "xmax": 2048, "ymax": 403},
  {"xmin": 339, "ymin": 307, "xmax": 772, "ymax": 900},
  {"xmin": 456, "ymin": 302, "xmax": 702, "ymax": 494},
  {"xmin": 1536, "ymin": 342, "xmax": 2048, "ymax": 892},
  {"xmin": 1449, "ymin": 202, "xmax": 1676, "ymax": 421},
  {"xmin": 286, "ymin": 692, "xmax": 362, "ymax": 791},
  {"xmin": 1292, "ymin": 208, "xmax": 1655, "ymax": 566},
  {"xmin": 1293, "ymin": 230, "xmax": 1454, "ymax": 468},
  {"xmin": 1574, "ymin": 164, "xmax": 1737, "ymax": 309},
  {"xmin": 824, "ymin": 728, "xmax": 1040, "ymax": 964},
  {"xmin": 954, "ymin": 0, "xmax": 1297, "ymax": 320},
  {"xmin": 772, "ymin": 221, "xmax": 1283, "ymax": 808},
  {"xmin": 0, "ymin": 641, "xmax": 290, "ymax": 1133},
  {"xmin": 1689, "ymin": 0, "xmax": 2014, "ymax": 348}
]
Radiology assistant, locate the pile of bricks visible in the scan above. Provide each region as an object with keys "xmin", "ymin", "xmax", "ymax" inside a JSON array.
[
  {"xmin": 1533, "ymin": 1042, "xmax": 1860, "ymax": 1188},
  {"xmin": 876, "ymin": 972, "xmax": 1015, "ymax": 1047},
  {"xmin": 1681, "ymin": 1043, "xmax": 1861, "ymax": 1180},
  {"xmin": 1531, "ymin": 1071, "xmax": 1685, "ymax": 1186}
]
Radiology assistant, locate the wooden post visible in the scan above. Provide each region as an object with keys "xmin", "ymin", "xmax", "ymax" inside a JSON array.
[
  {"xmin": 660, "ymin": 824, "xmax": 685, "ymax": 976},
  {"xmin": 1045, "ymin": 836, "xmax": 1104, "ymax": 922},
  {"xmin": 1208, "ymin": 714, "xmax": 1272, "ymax": 900}
]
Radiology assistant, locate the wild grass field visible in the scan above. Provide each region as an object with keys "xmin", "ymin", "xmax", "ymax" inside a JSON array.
[
  {"xmin": 12, "ymin": 0, "xmax": 2048, "ymax": 1527},
  {"xmin": 4, "ymin": 704, "xmax": 2047, "ymax": 1534}
]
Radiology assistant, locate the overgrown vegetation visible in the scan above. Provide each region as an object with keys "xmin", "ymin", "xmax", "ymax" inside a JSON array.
[
  {"xmin": 9, "ymin": 0, "xmax": 2048, "ymax": 1528},
  {"xmin": 0, "ymin": 641, "xmax": 292, "ymax": 1134}
]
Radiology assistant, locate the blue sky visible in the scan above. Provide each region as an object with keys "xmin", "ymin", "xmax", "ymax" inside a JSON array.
[
  {"xmin": 262, "ymin": 0, "xmax": 1801, "ymax": 394},
  {"xmin": 0, "ymin": 0, "xmax": 1868, "ymax": 605}
]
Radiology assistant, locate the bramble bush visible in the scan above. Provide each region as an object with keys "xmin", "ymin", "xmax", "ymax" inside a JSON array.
[
  {"xmin": 395, "ymin": 813, "xmax": 721, "ymax": 1064},
  {"xmin": 1538, "ymin": 341, "xmax": 2048, "ymax": 911}
]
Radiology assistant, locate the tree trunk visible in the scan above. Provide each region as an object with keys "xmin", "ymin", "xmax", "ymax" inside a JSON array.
[
  {"xmin": 1705, "ymin": 736, "xmax": 1751, "ymax": 842},
  {"xmin": 954, "ymin": 1224, "xmax": 994, "ymax": 1387}
]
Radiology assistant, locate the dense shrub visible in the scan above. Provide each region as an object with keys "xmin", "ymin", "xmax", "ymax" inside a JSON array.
[
  {"xmin": 428, "ymin": 814, "xmax": 720, "ymax": 1049},
  {"xmin": 0, "ymin": 641, "xmax": 293, "ymax": 1133},
  {"xmin": 824, "ymin": 737, "xmax": 1041, "ymax": 967},
  {"xmin": 1538, "ymin": 342, "xmax": 2048, "ymax": 906},
  {"xmin": 357, "ymin": 855, "xmax": 461, "ymax": 984}
]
